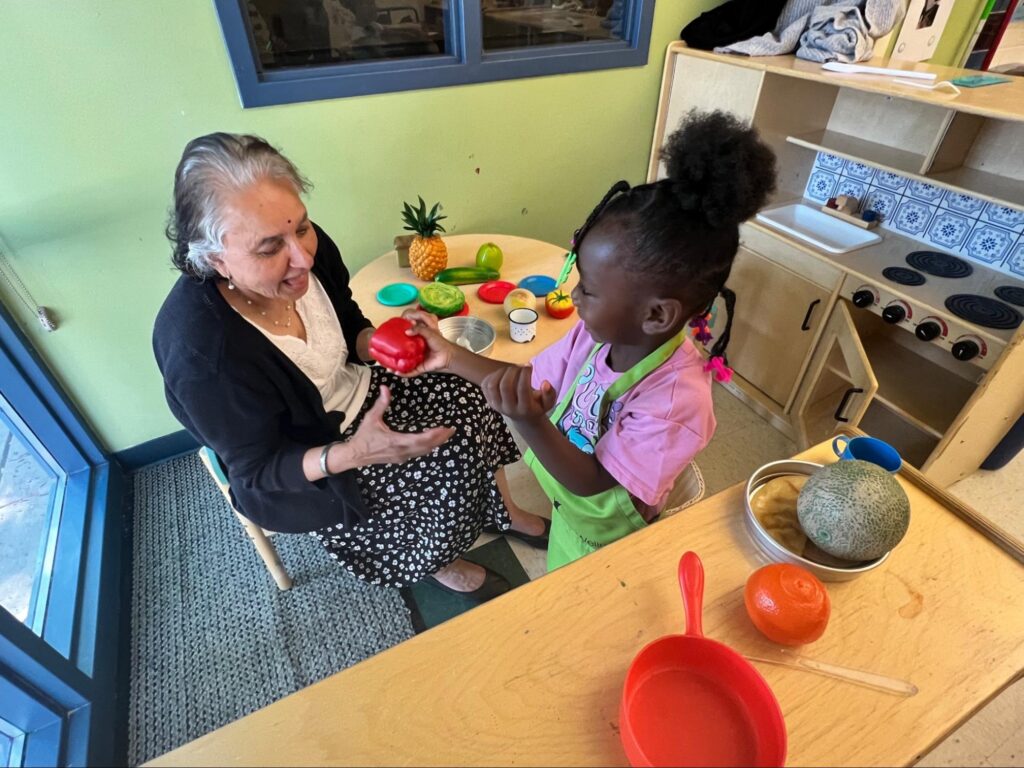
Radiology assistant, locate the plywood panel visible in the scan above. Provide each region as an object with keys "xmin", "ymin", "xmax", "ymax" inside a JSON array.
[
  {"xmin": 826, "ymin": 89, "xmax": 952, "ymax": 164},
  {"xmin": 648, "ymin": 51, "xmax": 763, "ymax": 180},
  {"xmin": 751, "ymin": 72, "xmax": 838, "ymax": 201}
]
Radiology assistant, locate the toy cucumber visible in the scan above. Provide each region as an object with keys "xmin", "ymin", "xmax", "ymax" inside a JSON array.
[
  {"xmin": 434, "ymin": 266, "xmax": 499, "ymax": 285},
  {"xmin": 418, "ymin": 282, "xmax": 466, "ymax": 317}
]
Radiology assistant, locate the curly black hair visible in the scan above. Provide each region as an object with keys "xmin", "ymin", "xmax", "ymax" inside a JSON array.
[{"xmin": 573, "ymin": 110, "xmax": 777, "ymax": 361}]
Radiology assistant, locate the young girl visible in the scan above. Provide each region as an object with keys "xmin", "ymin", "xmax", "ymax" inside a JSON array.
[{"xmin": 407, "ymin": 110, "xmax": 777, "ymax": 569}]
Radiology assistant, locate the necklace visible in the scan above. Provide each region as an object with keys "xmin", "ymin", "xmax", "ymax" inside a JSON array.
[{"xmin": 244, "ymin": 296, "xmax": 293, "ymax": 328}]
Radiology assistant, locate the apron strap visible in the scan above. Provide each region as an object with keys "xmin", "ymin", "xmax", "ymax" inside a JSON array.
[
  {"xmin": 546, "ymin": 328, "xmax": 688, "ymax": 433},
  {"xmin": 598, "ymin": 329, "xmax": 688, "ymax": 429},
  {"xmin": 548, "ymin": 343, "xmax": 603, "ymax": 423}
]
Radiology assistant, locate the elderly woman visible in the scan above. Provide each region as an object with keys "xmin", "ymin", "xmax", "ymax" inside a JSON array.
[{"xmin": 153, "ymin": 133, "xmax": 548, "ymax": 602}]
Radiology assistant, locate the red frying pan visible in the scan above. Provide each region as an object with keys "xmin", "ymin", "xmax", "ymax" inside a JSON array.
[{"xmin": 619, "ymin": 552, "xmax": 787, "ymax": 767}]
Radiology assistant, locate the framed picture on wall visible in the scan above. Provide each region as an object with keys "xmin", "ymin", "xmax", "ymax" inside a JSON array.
[{"xmin": 891, "ymin": 0, "xmax": 956, "ymax": 61}]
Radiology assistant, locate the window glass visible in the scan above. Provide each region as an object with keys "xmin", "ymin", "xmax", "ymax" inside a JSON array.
[
  {"xmin": 482, "ymin": 0, "xmax": 623, "ymax": 52},
  {"xmin": 246, "ymin": 0, "xmax": 448, "ymax": 69},
  {"xmin": 0, "ymin": 400, "xmax": 61, "ymax": 628}
]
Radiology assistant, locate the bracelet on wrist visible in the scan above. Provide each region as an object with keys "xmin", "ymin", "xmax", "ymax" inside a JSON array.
[{"xmin": 320, "ymin": 441, "xmax": 341, "ymax": 477}]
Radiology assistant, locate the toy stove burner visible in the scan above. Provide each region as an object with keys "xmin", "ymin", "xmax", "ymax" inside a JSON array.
[
  {"xmin": 945, "ymin": 294, "xmax": 1023, "ymax": 330},
  {"xmin": 906, "ymin": 251, "xmax": 973, "ymax": 279},
  {"xmin": 994, "ymin": 285, "xmax": 1024, "ymax": 308},
  {"xmin": 882, "ymin": 267, "xmax": 926, "ymax": 286}
]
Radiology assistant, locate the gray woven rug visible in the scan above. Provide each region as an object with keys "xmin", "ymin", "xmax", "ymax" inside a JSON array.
[{"xmin": 128, "ymin": 453, "xmax": 414, "ymax": 765}]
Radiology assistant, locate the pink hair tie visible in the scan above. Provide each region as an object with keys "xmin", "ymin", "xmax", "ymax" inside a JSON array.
[{"xmin": 704, "ymin": 355, "xmax": 733, "ymax": 383}]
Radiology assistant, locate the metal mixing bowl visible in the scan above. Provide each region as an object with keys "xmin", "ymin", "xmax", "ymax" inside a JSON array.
[
  {"xmin": 744, "ymin": 459, "xmax": 890, "ymax": 582},
  {"xmin": 438, "ymin": 316, "xmax": 496, "ymax": 357}
]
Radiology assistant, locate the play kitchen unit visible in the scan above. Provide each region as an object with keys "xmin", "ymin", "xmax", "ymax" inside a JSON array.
[{"xmin": 650, "ymin": 44, "xmax": 1024, "ymax": 488}]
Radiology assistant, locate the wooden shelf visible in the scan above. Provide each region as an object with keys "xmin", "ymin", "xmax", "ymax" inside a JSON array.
[
  {"xmin": 860, "ymin": 402, "xmax": 939, "ymax": 469},
  {"xmin": 928, "ymin": 165, "xmax": 1024, "ymax": 209},
  {"xmin": 788, "ymin": 130, "xmax": 928, "ymax": 176},
  {"xmin": 864, "ymin": 335, "xmax": 976, "ymax": 436},
  {"xmin": 786, "ymin": 132, "xmax": 1024, "ymax": 211},
  {"xmin": 825, "ymin": 334, "xmax": 975, "ymax": 438}
]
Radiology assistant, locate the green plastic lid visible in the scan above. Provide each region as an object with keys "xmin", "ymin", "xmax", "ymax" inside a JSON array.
[{"xmin": 376, "ymin": 282, "xmax": 419, "ymax": 306}]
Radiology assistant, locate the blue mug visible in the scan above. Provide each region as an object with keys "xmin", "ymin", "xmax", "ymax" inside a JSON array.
[{"xmin": 832, "ymin": 435, "xmax": 902, "ymax": 473}]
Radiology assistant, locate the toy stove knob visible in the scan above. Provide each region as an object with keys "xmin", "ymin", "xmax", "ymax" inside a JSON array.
[
  {"xmin": 952, "ymin": 339, "xmax": 980, "ymax": 362},
  {"xmin": 852, "ymin": 289, "xmax": 875, "ymax": 308},
  {"xmin": 882, "ymin": 303, "xmax": 907, "ymax": 324},
  {"xmin": 915, "ymin": 321, "xmax": 942, "ymax": 341}
]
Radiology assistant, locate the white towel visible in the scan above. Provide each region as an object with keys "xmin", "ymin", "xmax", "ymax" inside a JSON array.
[{"xmin": 714, "ymin": 0, "xmax": 904, "ymax": 63}]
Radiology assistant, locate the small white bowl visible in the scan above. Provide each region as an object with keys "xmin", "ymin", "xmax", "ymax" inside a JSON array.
[
  {"xmin": 438, "ymin": 316, "xmax": 496, "ymax": 356},
  {"xmin": 744, "ymin": 460, "xmax": 890, "ymax": 582}
]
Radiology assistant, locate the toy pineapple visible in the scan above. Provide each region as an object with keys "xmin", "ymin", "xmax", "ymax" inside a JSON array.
[{"xmin": 401, "ymin": 196, "xmax": 448, "ymax": 281}]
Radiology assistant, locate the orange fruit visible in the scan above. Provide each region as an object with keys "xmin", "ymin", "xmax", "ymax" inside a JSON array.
[{"xmin": 744, "ymin": 564, "xmax": 830, "ymax": 646}]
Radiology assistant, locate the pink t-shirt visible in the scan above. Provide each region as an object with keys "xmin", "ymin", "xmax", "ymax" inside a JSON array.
[{"xmin": 530, "ymin": 321, "xmax": 716, "ymax": 516}]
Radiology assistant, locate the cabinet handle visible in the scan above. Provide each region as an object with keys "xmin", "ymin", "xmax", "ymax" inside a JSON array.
[
  {"xmin": 801, "ymin": 299, "xmax": 821, "ymax": 331},
  {"xmin": 834, "ymin": 387, "xmax": 864, "ymax": 423}
]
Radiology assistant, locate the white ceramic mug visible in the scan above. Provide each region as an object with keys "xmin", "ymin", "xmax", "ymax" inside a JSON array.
[{"xmin": 508, "ymin": 308, "xmax": 538, "ymax": 343}]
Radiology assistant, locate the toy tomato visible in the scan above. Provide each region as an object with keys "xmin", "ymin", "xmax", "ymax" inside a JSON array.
[
  {"xmin": 369, "ymin": 317, "xmax": 426, "ymax": 374},
  {"xmin": 545, "ymin": 289, "xmax": 574, "ymax": 319}
]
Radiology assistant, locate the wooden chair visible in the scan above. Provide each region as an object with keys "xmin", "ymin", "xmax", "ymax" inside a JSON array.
[{"xmin": 198, "ymin": 447, "xmax": 293, "ymax": 591}]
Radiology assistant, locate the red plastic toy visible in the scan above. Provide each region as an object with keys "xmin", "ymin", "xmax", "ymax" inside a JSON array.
[
  {"xmin": 369, "ymin": 317, "xmax": 427, "ymax": 374},
  {"xmin": 619, "ymin": 552, "xmax": 787, "ymax": 767}
]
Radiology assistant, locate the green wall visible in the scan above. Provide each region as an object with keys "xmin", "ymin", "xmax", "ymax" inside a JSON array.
[
  {"xmin": 931, "ymin": 0, "xmax": 988, "ymax": 66},
  {"xmin": 0, "ymin": 0, "xmax": 718, "ymax": 453}
]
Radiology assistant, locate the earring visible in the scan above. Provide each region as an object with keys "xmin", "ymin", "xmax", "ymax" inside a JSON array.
[{"xmin": 227, "ymin": 277, "xmax": 235, "ymax": 290}]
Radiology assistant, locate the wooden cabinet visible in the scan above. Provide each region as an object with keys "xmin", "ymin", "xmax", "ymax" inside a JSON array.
[
  {"xmin": 649, "ymin": 43, "xmax": 1024, "ymax": 488},
  {"xmin": 721, "ymin": 246, "xmax": 833, "ymax": 408},
  {"xmin": 791, "ymin": 302, "xmax": 878, "ymax": 448}
]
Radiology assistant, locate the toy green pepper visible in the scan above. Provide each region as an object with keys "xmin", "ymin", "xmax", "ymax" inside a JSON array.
[{"xmin": 369, "ymin": 317, "xmax": 426, "ymax": 374}]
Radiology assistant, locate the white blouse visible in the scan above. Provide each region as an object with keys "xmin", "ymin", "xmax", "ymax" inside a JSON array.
[{"xmin": 243, "ymin": 275, "xmax": 371, "ymax": 434}]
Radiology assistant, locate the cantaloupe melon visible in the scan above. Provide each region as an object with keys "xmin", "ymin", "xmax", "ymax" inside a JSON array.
[{"xmin": 797, "ymin": 460, "xmax": 910, "ymax": 561}]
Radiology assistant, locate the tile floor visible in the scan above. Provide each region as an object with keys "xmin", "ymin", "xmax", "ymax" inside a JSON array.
[{"xmin": 490, "ymin": 383, "xmax": 1023, "ymax": 767}]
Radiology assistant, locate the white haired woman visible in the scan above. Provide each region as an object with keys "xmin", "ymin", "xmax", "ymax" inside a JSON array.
[{"xmin": 153, "ymin": 133, "xmax": 548, "ymax": 602}]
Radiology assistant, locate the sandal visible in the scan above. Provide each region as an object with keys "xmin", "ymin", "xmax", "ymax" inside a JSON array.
[{"xmin": 482, "ymin": 517, "xmax": 551, "ymax": 549}]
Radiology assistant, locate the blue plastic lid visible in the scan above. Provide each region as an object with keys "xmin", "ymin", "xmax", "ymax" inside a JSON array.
[
  {"xmin": 376, "ymin": 282, "xmax": 419, "ymax": 306},
  {"xmin": 518, "ymin": 275, "xmax": 557, "ymax": 297}
]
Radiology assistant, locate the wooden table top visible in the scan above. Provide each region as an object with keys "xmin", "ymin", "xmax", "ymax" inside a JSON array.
[
  {"xmin": 349, "ymin": 234, "xmax": 577, "ymax": 367},
  {"xmin": 150, "ymin": 433, "xmax": 1024, "ymax": 767}
]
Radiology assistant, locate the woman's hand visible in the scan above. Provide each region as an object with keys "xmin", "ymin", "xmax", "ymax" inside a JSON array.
[
  {"xmin": 400, "ymin": 309, "xmax": 455, "ymax": 375},
  {"xmin": 356, "ymin": 326, "xmax": 376, "ymax": 363},
  {"xmin": 327, "ymin": 386, "xmax": 454, "ymax": 472},
  {"xmin": 479, "ymin": 365, "xmax": 556, "ymax": 423}
]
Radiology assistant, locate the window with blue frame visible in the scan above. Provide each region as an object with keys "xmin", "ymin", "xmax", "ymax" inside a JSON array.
[
  {"xmin": 0, "ymin": 399, "xmax": 63, "ymax": 636},
  {"xmin": 0, "ymin": 297, "xmax": 125, "ymax": 766},
  {"xmin": 214, "ymin": 0, "xmax": 654, "ymax": 106}
]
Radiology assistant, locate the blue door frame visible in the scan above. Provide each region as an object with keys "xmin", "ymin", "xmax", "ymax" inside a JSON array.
[{"xmin": 0, "ymin": 300, "xmax": 126, "ymax": 767}]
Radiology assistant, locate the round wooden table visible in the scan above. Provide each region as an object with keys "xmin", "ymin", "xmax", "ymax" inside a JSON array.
[{"xmin": 350, "ymin": 234, "xmax": 580, "ymax": 365}]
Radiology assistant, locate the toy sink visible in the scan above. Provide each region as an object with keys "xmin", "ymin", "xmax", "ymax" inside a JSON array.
[{"xmin": 756, "ymin": 203, "xmax": 882, "ymax": 254}]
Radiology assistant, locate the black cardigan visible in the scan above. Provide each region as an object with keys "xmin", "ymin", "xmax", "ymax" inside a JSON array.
[{"xmin": 153, "ymin": 224, "xmax": 375, "ymax": 533}]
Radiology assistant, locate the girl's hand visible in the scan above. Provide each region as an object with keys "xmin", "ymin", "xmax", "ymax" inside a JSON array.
[
  {"xmin": 342, "ymin": 386, "xmax": 454, "ymax": 466},
  {"xmin": 400, "ymin": 309, "xmax": 454, "ymax": 375},
  {"xmin": 480, "ymin": 365, "xmax": 556, "ymax": 422}
]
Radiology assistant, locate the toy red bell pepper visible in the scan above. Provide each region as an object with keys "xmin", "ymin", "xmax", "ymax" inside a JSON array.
[{"xmin": 369, "ymin": 317, "xmax": 427, "ymax": 374}]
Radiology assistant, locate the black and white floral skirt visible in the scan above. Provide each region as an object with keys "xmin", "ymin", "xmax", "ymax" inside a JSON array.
[{"xmin": 311, "ymin": 367, "xmax": 521, "ymax": 587}]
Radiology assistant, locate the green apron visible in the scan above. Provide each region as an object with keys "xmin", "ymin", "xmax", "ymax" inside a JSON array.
[{"xmin": 525, "ymin": 330, "xmax": 687, "ymax": 570}]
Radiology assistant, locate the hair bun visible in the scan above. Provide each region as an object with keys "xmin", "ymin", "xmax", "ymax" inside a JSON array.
[{"xmin": 661, "ymin": 110, "xmax": 777, "ymax": 229}]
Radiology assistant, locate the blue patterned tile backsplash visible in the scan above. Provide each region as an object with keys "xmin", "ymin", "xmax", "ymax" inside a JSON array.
[{"xmin": 804, "ymin": 152, "xmax": 1024, "ymax": 277}]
